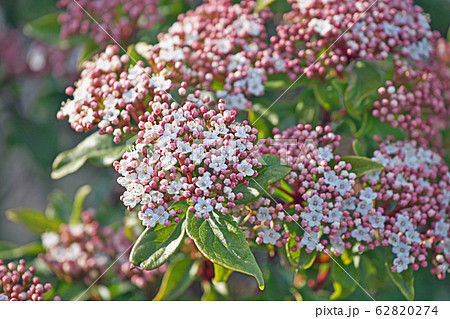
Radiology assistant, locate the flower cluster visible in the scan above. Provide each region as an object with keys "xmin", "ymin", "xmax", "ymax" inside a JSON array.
[
  {"xmin": 271, "ymin": 0, "xmax": 438, "ymax": 80},
  {"xmin": 372, "ymin": 49, "xmax": 448, "ymax": 150},
  {"xmin": 57, "ymin": 0, "xmax": 159, "ymax": 45},
  {"xmin": 139, "ymin": 0, "xmax": 276, "ymax": 110},
  {"xmin": 41, "ymin": 210, "xmax": 164, "ymax": 287},
  {"xmin": 0, "ymin": 25, "xmax": 72, "ymax": 79},
  {"xmin": 57, "ymin": 45, "xmax": 183, "ymax": 143},
  {"xmin": 114, "ymin": 91, "xmax": 260, "ymax": 226},
  {"xmin": 243, "ymin": 124, "xmax": 362, "ymax": 257},
  {"xmin": 363, "ymin": 139, "xmax": 450, "ymax": 277},
  {"xmin": 0, "ymin": 259, "xmax": 59, "ymax": 301}
]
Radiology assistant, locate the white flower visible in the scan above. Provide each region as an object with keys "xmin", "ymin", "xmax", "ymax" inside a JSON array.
[
  {"xmin": 42, "ymin": 232, "xmax": 60, "ymax": 249},
  {"xmin": 262, "ymin": 228, "xmax": 281, "ymax": 245},
  {"xmin": 393, "ymin": 255, "xmax": 410, "ymax": 272},
  {"xmin": 190, "ymin": 146, "xmax": 206, "ymax": 164},
  {"xmin": 359, "ymin": 188, "xmax": 377, "ymax": 202},
  {"xmin": 328, "ymin": 208, "xmax": 343, "ymax": 223},
  {"xmin": 167, "ymin": 180, "xmax": 183, "ymax": 195},
  {"xmin": 335, "ymin": 179, "xmax": 352, "ymax": 196},
  {"xmin": 213, "ymin": 119, "xmax": 229, "ymax": 135},
  {"xmin": 136, "ymin": 162, "xmax": 152, "ymax": 182},
  {"xmin": 388, "ymin": 233, "xmax": 401, "ymax": 246},
  {"xmin": 382, "ymin": 22, "xmax": 400, "ymax": 37},
  {"xmin": 356, "ymin": 200, "xmax": 373, "ymax": 216},
  {"xmin": 301, "ymin": 231, "xmax": 319, "ymax": 251},
  {"xmin": 150, "ymin": 190, "xmax": 163, "ymax": 202},
  {"xmin": 324, "ymin": 171, "xmax": 338, "ymax": 186},
  {"xmin": 341, "ymin": 197, "xmax": 356, "ymax": 211},
  {"xmin": 139, "ymin": 206, "xmax": 168, "ymax": 227},
  {"xmin": 330, "ymin": 238, "xmax": 345, "ymax": 255},
  {"xmin": 435, "ymin": 220, "xmax": 449, "ymax": 237},
  {"xmin": 395, "ymin": 215, "xmax": 413, "ymax": 233},
  {"xmin": 237, "ymin": 161, "xmax": 254, "ymax": 176},
  {"xmin": 195, "ymin": 197, "xmax": 213, "ymax": 214},
  {"xmin": 209, "ymin": 155, "xmax": 227, "ymax": 172},
  {"xmin": 233, "ymin": 125, "xmax": 249, "ymax": 138},
  {"xmin": 405, "ymin": 230, "xmax": 421, "ymax": 244},
  {"xmin": 122, "ymin": 89, "xmax": 137, "ymax": 103},
  {"xmin": 176, "ymin": 141, "xmax": 193, "ymax": 154},
  {"xmin": 247, "ymin": 80, "xmax": 264, "ymax": 96},
  {"xmin": 161, "ymin": 154, "xmax": 177, "ymax": 170},
  {"xmin": 307, "ymin": 195, "xmax": 324, "ymax": 212},
  {"xmin": 203, "ymin": 131, "xmax": 218, "ymax": 145},
  {"xmin": 220, "ymin": 145, "xmax": 237, "ymax": 162},
  {"xmin": 196, "ymin": 173, "xmax": 212, "ymax": 191},
  {"xmin": 392, "ymin": 242, "xmax": 411, "ymax": 257},
  {"xmin": 369, "ymin": 212, "xmax": 386, "ymax": 229},
  {"xmin": 163, "ymin": 123, "xmax": 180, "ymax": 139},
  {"xmin": 256, "ymin": 207, "xmax": 272, "ymax": 222},
  {"xmin": 304, "ymin": 212, "xmax": 323, "ymax": 227},
  {"xmin": 216, "ymin": 38, "xmax": 233, "ymax": 54},
  {"xmin": 308, "ymin": 18, "xmax": 333, "ymax": 36},
  {"xmin": 150, "ymin": 75, "xmax": 171, "ymax": 91},
  {"xmin": 318, "ymin": 147, "xmax": 333, "ymax": 162},
  {"xmin": 351, "ymin": 225, "xmax": 371, "ymax": 242}
]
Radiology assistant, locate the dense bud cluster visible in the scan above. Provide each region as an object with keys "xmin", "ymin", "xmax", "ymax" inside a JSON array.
[
  {"xmin": 0, "ymin": 259, "xmax": 59, "ymax": 301},
  {"xmin": 272, "ymin": 0, "xmax": 438, "ymax": 80},
  {"xmin": 57, "ymin": 0, "xmax": 159, "ymax": 45},
  {"xmin": 114, "ymin": 91, "xmax": 260, "ymax": 227},
  {"xmin": 139, "ymin": 0, "xmax": 276, "ymax": 110},
  {"xmin": 57, "ymin": 45, "xmax": 183, "ymax": 143},
  {"xmin": 372, "ymin": 49, "xmax": 449, "ymax": 150},
  {"xmin": 41, "ymin": 210, "xmax": 164, "ymax": 287},
  {"xmin": 244, "ymin": 124, "xmax": 360, "ymax": 256},
  {"xmin": 364, "ymin": 139, "xmax": 450, "ymax": 277}
]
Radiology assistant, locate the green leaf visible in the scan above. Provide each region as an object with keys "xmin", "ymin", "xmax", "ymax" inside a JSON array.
[
  {"xmin": 344, "ymin": 61, "xmax": 386, "ymax": 119},
  {"xmin": 130, "ymin": 218, "xmax": 186, "ymax": 270},
  {"xmin": 296, "ymin": 88, "xmax": 320, "ymax": 126},
  {"xmin": 51, "ymin": 133, "xmax": 134, "ymax": 179},
  {"xmin": 255, "ymin": 0, "xmax": 275, "ymax": 11},
  {"xmin": 78, "ymin": 39, "xmax": 101, "ymax": 65},
  {"xmin": 340, "ymin": 155, "xmax": 384, "ymax": 178},
  {"xmin": 23, "ymin": 13, "xmax": 60, "ymax": 45},
  {"xmin": 233, "ymin": 154, "xmax": 291, "ymax": 205},
  {"xmin": 214, "ymin": 264, "xmax": 233, "ymax": 283},
  {"xmin": 6, "ymin": 208, "xmax": 61, "ymax": 234},
  {"xmin": 385, "ymin": 250, "xmax": 415, "ymax": 300},
  {"xmin": 186, "ymin": 212, "xmax": 264, "ymax": 289},
  {"xmin": 313, "ymin": 80, "xmax": 340, "ymax": 111},
  {"xmin": 0, "ymin": 241, "xmax": 44, "ymax": 260},
  {"xmin": 153, "ymin": 256, "xmax": 200, "ymax": 301},
  {"xmin": 45, "ymin": 190, "xmax": 73, "ymax": 221},
  {"xmin": 24, "ymin": 13, "xmax": 88, "ymax": 48},
  {"xmin": 285, "ymin": 237, "xmax": 316, "ymax": 270},
  {"xmin": 201, "ymin": 281, "xmax": 230, "ymax": 301},
  {"xmin": 70, "ymin": 185, "xmax": 92, "ymax": 224},
  {"xmin": 330, "ymin": 257, "xmax": 359, "ymax": 300}
]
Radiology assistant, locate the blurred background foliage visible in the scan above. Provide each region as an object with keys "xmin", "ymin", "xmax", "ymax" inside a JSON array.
[{"xmin": 0, "ymin": 0, "xmax": 449, "ymax": 300}]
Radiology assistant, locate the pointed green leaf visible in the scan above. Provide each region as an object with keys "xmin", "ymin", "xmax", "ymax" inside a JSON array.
[
  {"xmin": 330, "ymin": 258, "xmax": 359, "ymax": 300},
  {"xmin": 340, "ymin": 155, "xmax": 384, "ymax": 178},
  {"xmin": 6, "ymin": 208, "xmax": 61, "ymax": 234},
  {"xmin": 153, "ymin": 256, "xmax": 200, "ymax": 301},
  {"xmin": 385, "ymin": 250, "xmax": 415, "ymax": 300},
  {"xmin": 285, "ymin": 237, "xmax": 316, "ymax": 270},
  {"xmin": 186, "ymin": 212, "xmax": 264, "ymax": 289},
  {"xmin": 70, "ymin": 185, "xmax": 92, "ymax": 224},
  {"xmin": 51, "ymin": 133, "xmax": 134, "ymax": 179},
  {"xmin": 45, "ymin": 190, "xmax": 73, "ymax": 221},
  {"xmin": 214, "ymin": 264, "xmax": 233, "ymax": 283},
  {"xmin": 130, "ymin": 218, "xmax": 186, "ymax": 270},
  {"xmin": 255, "ymin": 0, "xmax": 275, "ymax": 12},
  {"xmin": 234, "ymin": 154, "xmax": 291, "ymax": 205},
  {"xmin": 0, "ymin": 242, "xmax": 45, "ymax": 260}
]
